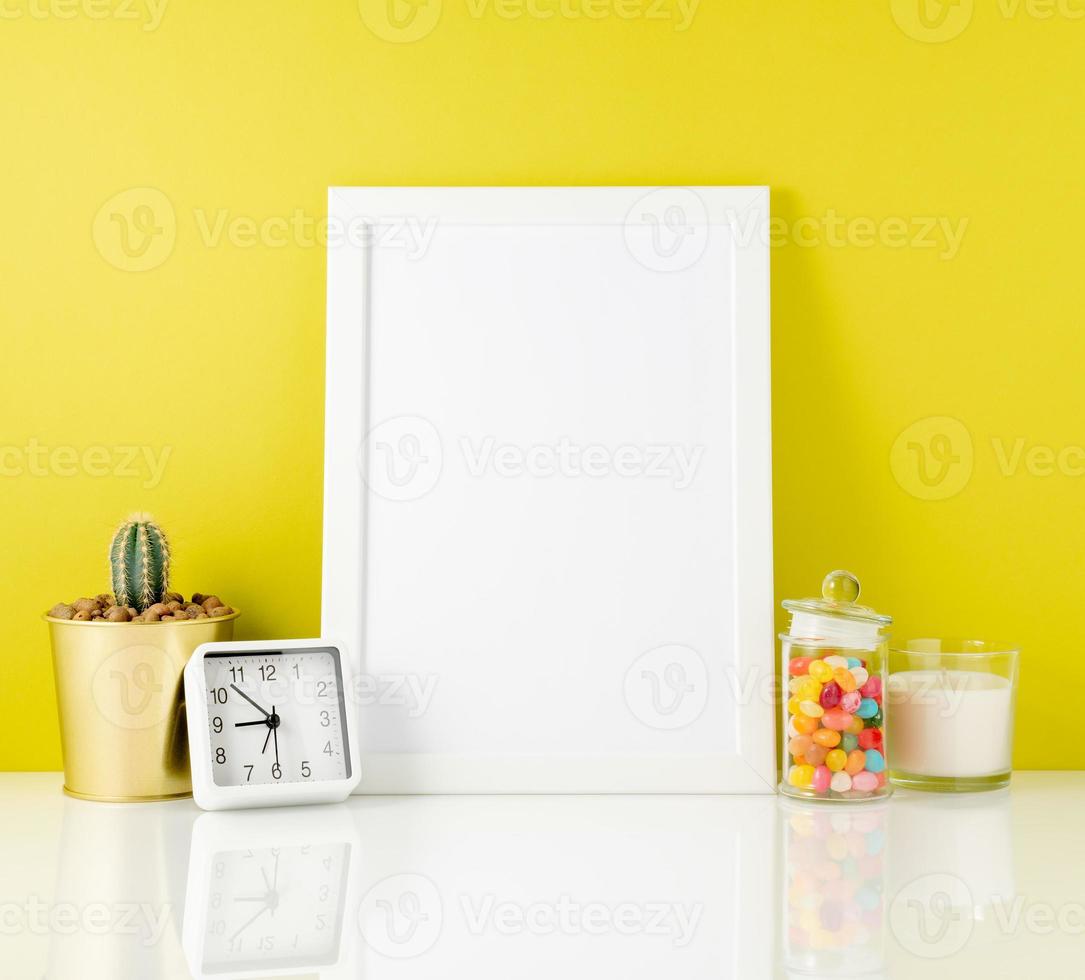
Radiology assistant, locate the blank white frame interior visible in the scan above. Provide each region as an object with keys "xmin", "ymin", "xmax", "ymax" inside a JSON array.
[{"xmin": 323, "ymin": 186, "xmax": 774, "ymax": 793}]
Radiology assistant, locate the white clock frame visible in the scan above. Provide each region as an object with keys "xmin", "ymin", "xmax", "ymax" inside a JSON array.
[{"xmin": 184, "ymin": 638, "xmax": 362, "ymax": 810}]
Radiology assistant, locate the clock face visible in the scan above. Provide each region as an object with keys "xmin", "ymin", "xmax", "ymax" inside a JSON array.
[
  {"xmin": 200, "ymin": 841, "xmax": 351, "ymax": 972},
  {"xmin": 202, "ymin": 648, "xmax": 352, "ymax": 787}
]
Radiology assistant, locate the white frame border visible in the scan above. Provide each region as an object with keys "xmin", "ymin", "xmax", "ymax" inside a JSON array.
[{"xmin": 322, "ymin": 186, "xmax": 774, "ymax": 794}]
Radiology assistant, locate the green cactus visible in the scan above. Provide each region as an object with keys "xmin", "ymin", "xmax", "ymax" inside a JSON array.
[{"xmin": 109, "ymin": 515, "xmax": 171, "ymax": 612}]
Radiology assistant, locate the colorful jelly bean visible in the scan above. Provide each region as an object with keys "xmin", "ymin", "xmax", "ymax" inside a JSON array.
[
  {"xmin": 789, "ymin": 657, "xmax": 813, "ymax": 676},
  {"xmin": 788, "ymin": 764, "xmax": 815, "ymax": 788},
  {"xmin": 851, "ymin": 771, "xmax": 878, "ymax": 792},
  {"xmin": 819, "ymin": 680, "xmax": 842, "ymax": 709},
  {"xmin": 800, "ymin": 700, "xmax": 825, "ymax": 718},
  {"xmin": 841, "ymin": 732, "xmax": 859, "ymax": 752},
  {"xmin": 855, "ymin": 698, "xmax": 878, "ymax": 719},
  {"xmin": 823, "ymin": 655, "xmax": 848, "ymax": 670},
  {"xmin": 857, "ymin": 728, "xmax": 883, "ymax": 751},
  {"xmin": 863, "ymin": 749, "xmax": 885, "ymax": 773},
  {"xmin": 840, "ymin": 690, "xmax": 861, "ymax": 713},
  {"xmin": 805, "ymin": 744, "xmax": 828, "ymax": 767},
  {"xmin": 868, "ymin": 707, "xmax": 883, "ymax": 727},
  {"xmin": 826, "ymin": 748, "xmax": 847, "ymax": 772},
  {"xmin": 833, "ymin": 667, "xmax": 857, "ymax": 693},
  {"xmin": 793, "ymin": 714, "xmax": 819, "ymax": 735},
  {"xmin": 788, "ymin": 735, "xmax": 813, "ymax": 757},
  {"xmin": 813, "ymin": 727, "xmax": 841, "ymax": 748},
  {"xmin": 850, "ymin": 666, "xmax": 869, "ymax": 688},
  {"xmin": 859, "ymin": 676, "xmax": 881, "ymax": 699},
  {"xmin": 821, "ymin": 707, "xmax": 851, "ymax": 731},
  {"xmin": 787, "ymin": 696, "xmax": 801, "ymax": 715},
  {"xmin": 808, "ymin": 659, "xmax": 833, "ymax": 683},
  {"xmin": 846, "ymin": 657, "xmax": 861, "ymax": 669},
  {"xmin": 846, "ymin": 714, "xmax": 865, "ymax": 735},
  {"xmin": 829, "ymin": 771, "xmax": 852, "ymax": 793},
  {"xmin": 796, "ymin": 678, "xmax": 823, "ymax": 702},
  {"xmin": 812, "ymin": 765, "xmax": 831, "ymax": 793},
  {"xmin": 844, "ymin": 750, "xmax": 866, "ymax": 776}
]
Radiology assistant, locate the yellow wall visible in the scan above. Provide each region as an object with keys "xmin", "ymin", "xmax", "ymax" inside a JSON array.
[{"xmin": 2, "ymin": 0, "xmax": 1083, "ymax": 770}]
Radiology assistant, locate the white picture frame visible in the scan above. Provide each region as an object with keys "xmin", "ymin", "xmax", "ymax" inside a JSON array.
[{"xmin": 322, "ymin": 186, "xmax": 774, "ymax": 794}]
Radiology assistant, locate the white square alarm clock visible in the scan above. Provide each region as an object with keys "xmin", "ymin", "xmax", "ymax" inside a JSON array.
[{"xmin": 184, "ymin": 639, "xmax": 361, "ymax": 810}]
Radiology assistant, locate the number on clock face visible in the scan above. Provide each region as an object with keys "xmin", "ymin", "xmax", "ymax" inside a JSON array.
[{"xmin": 203, "ymin": 648, "xmax": 351, "ymax": 787}]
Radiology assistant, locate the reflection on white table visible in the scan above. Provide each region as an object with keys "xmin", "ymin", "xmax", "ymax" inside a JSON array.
[
  {"xmin": 182, "ymin": 806, "xmax": 360, "ymax": 978},
  {"xmin": 2, "ymin": 774, "xmax": 1084, "ymax": 979}
]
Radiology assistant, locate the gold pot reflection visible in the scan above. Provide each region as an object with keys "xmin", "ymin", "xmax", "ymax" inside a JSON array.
[{"xmin": 45, "ymin": 612, "xmax": 239, "ymax": 802}]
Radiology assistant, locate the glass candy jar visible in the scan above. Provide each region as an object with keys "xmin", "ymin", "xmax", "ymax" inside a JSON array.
[{"xmin": 780, "ymin": 571, "xmax": 892, "ymax": 802}]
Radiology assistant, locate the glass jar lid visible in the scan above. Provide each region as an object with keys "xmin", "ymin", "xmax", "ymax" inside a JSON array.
[{"xmin": 783, "ymin": 570, "xmax": 892, "ymax": 646}]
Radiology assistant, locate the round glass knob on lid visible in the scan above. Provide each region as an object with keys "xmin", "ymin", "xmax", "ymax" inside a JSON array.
[
  {"xmin": 821, "ymin": 569, "xmax": 860, "ymax": 605},
  {"xmin": 782, "ymin": 570, "xmax": 891, "ymax": 645}
]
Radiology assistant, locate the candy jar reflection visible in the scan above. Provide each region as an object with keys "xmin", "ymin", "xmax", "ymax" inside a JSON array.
[{"xmin": 778, "ymin": 798, "xmax": 888, "ymax": 977}]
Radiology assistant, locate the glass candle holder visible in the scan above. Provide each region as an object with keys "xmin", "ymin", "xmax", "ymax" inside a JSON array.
[
  {"xmin": 780, "ymin": 571, "xmax": 893, "ymax": 803},
  {"xmin": 888, "ymin": 639, "xmax": 1019, "ymax": 792}
]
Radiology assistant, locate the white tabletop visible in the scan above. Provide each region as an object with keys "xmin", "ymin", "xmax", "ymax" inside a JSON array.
[{"xmin": 1, "ymin": 772, "xmax": 1081, "ymax": 979}]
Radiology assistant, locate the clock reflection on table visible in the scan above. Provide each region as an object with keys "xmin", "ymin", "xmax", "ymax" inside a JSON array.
[{"xmin": 183, "ymin": 806, "xmax": 359, "ymax": 979}]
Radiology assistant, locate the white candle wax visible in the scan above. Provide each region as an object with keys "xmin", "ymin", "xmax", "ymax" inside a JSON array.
[{"xmin": 888, "ymin": 670, "xmax": 1013, "ymax": 777}]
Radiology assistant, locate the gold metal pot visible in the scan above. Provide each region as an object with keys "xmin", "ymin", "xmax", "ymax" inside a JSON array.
[{"xmin": 45, "ymin": 611, "xmax": 240, "ymax": 802}]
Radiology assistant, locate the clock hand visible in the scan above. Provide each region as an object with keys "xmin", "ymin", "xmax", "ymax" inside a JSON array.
[
  {"xmin": 272, "ymin": 711, "xmax": 280, "ymax": 766},
  {"xmin": 234, "ymin": 719, "xmax": 268, "ymax": 727},
  {"xmin": 261, "ymin": 726, "xmax": 272, "ymax": 755},
  {"xmin": 228, "ymin": 901, "xmax": 270, "ymax": 942},
  {"xmin": 230, "ymin": 684, "xmax": 270, "ymax": 718}
]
